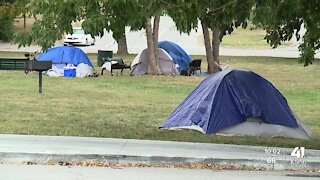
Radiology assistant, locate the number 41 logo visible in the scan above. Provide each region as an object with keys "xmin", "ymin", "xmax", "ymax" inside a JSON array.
[{"xmin": 291, "ymin": 147, "xmax": 305, "ymax": 158}]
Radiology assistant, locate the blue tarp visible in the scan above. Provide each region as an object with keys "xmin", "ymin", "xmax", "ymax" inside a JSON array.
[
  {"xmin": 158, "ymin": 41, "xmax": 192, "ymax": 72},
  {"xmin": 37, "ymin": 46, "xmax": 93, "ymax": 67},
  {"xmin": 160, "ymin": 69, "xmax": 299, "ymax": 134}
]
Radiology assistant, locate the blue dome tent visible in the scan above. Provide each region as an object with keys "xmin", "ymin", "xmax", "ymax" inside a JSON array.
[
  {"xmin": 158, "ymin": 41, "xmax": 192, "ymax": 73},
  {"xmin": 37, "ymin": 46, "xmax": 93, "ymax": 77},
  {"xmin": 160, "ymin": 69, "xmax": 313, "ymax": 140},
  {"xmin": 38, "ymin": 46, "xmax": 93, "ymax": 67}
]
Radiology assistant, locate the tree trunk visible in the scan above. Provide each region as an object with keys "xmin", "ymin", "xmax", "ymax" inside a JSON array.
[
  {"xmin": 23, "ymin": 13, "xmax": 26, "ymax": 29},
  {"xmin": 212, "ymin": 27, "xmax": 220, "ymax": 63},
  {"xmin": 117, "ymin": 31, "xmax": 128, "ymax": 55},
  {"xmin": 202, "ymin": 21, "xmax": 215, "ymax": 74},
  {"xmin": 153, "ymin": 15, "xmax": 160, "ymax": 66},
  {"xmin": 146, "ymin": 17, "xmax": 161, "ymax": 75},
  {"xmin": 201, "ymin": 20, "xmax": 221, "ymax": 74}
]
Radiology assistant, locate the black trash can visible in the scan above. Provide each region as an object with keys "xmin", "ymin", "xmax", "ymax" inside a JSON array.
[{"xmin": 97, "ymin": 50, "xmax": 113, "ymax": 67}]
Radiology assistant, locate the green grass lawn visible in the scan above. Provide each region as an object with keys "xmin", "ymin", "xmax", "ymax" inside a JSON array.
[
  {"xmin": 0, "ymin": 52, "xmax": 319, "ymax": 149},
  {"xmin": 220, "ymin": 27, "xmax": 292, "ymax": 48},
  {"xmin": 13, "ymin": 17, "xmax": 35, "ymax": 32}
]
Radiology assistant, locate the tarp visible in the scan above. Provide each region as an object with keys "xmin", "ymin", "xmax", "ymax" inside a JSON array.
[
  {"xmin": 158, "ymin": 41, "xmax": 192, "ymax": 72},
  {"xmin": 37, "ymin": 46, "xmax": 93, "ymax": 67},
  {"xmin": 161, "ymin": 69, "xmax": 301, "ymax": 134}
]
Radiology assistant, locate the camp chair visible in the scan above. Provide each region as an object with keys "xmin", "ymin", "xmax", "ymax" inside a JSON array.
[
  {"xmin": 101, "ymin": 57, "xmax": 131, "ymax": 76},
  {"xmin": 187, "ymin": 59, "xmax": 201, "ymax": 76}
]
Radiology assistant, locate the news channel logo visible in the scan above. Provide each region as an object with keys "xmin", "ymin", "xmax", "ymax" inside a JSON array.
[
  {"xmin": 265, "ymin": 147, "xmax": 307, "ymax": 165},
  {"xmin": 290, "ymin": 147, "xmax": 307, "ymax": 165}
]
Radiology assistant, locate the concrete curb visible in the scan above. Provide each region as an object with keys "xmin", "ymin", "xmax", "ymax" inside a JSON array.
[
  {"xmin": 0, "ymin": 135, "xmax": 319, "ymax": 171},
  {"xmin": 1, "ymin": 153, "xmax": 319, "ymax": 171}
]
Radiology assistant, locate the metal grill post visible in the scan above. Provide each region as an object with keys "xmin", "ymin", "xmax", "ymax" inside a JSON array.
[{"xmin": 39, "ymin": 71, "xmax": 42, "ymax": 94}]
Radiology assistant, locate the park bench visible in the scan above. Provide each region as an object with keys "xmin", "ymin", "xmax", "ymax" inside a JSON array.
[
  {"xmin": 101, "ymin": 57, "xmax": 131, "ymax": 76},
  {"xmin": 0, "ymin": 57, "xmax": 29, "ymax": 72},
  {"xmin": 0, "ymin": 56, "xmax": 52, "ymax": 93}
]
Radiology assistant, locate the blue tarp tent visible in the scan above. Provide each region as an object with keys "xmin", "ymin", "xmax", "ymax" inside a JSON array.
[
  {"xmin": 160, "ymin": 69, "xmax": 312, "ymax": 140},
  {"xmin": 37, "ymin": 46, "xmax": 93, "ymax": 67},
  {"xmin": 158, "ymin": 41, "xmax": 192, "ymax": 72},
  {"xmin": 37, "ymin": 46, "xmax": 93, "ymax": 77}
]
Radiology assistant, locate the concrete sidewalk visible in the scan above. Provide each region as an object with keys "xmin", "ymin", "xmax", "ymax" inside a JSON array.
[{"xmin": 0, "ymin": 134, "xmax": 319, "ymax": 170}]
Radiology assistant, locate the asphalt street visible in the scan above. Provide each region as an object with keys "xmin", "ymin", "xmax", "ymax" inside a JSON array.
[{"xmin": 0, "ymin": 165, "xmax": 319, "ymax": 180}]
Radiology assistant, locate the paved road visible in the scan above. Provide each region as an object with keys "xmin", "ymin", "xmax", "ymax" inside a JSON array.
[
  {"xmin": 0, "ymin": 16, "xmax": 319, "ymax": 59},
  {"xmin": 0, "ymin": 135, "xmax": 319, "ymax": 170},
  {"xmin": 0, "ymin": 164, "xmax": 319, "ymax": 180}
]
